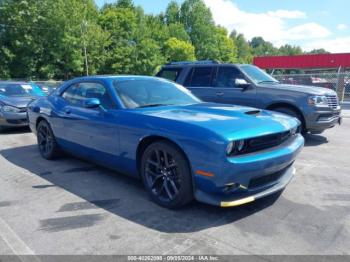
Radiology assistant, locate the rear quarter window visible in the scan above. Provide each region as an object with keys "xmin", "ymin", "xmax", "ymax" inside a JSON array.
[{"xmin": 157, "ymin": 68, "xmax": 182, "ymax": 81}]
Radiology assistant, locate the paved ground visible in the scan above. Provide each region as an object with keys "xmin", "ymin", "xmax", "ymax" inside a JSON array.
[{"xmin": 0, "ymin": 111, "xmax": 349, "ymax": 256}]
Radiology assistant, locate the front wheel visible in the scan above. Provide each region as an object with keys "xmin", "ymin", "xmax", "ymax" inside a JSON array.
[
  {"xmin": 37, "ymin": 120, "xmax": 60, "ymax": 160},
  {"xmin": 141, "ymin": 141, "xmax": 193, "ymax": 209}
]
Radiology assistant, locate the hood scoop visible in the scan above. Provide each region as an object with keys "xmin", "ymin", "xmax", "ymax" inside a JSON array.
[{"xmin": 245, "ymin": 110, "xmax": 261, "ymax": 116}]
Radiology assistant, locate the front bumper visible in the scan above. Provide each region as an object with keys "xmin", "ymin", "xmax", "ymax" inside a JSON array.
[
  {"xmin": 0, "ymin": 111, "xmax": 29, "ymax": 127},
  {"xmin": 193, "ymin": 134, "xmax": 304, "ymax": 207},
  {"xmin": 305, "ymin": 107, "xmax": 342, "ymax": 133},
  {"xmin": 221, "ymin": 165, "xmax": 295, "ymax": 207},
  {"xmin": 195, "ymin": 164, "xmax": 295, "ymax": 207}
]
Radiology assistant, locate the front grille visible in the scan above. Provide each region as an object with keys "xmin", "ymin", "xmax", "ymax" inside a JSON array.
[
  {"xmin": 242, "ymin": 130, "xmax": 293, "ymax": 155},
  {"xmin": 249, "ymin": 165, "xmax": 291, "ymax": 189},
  {"xmin": 317, "ymin": 112, "xmax": 340, "ymax": 122},
  {"xmin": 326, "ymin": 95, "xmax": 339, "ymax": 109}
]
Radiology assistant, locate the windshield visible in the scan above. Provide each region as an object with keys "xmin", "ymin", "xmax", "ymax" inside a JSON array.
[
  {"xmin": 240, "ymin": 65, "xmax": 279, "ymax": 84},
  {"xmin": 0, "ymin": 83, "xmax": 45, "ymax": 97},
  {"xmin": 113, "ymin": 78, "xmax": 201, "ymax": 109}
]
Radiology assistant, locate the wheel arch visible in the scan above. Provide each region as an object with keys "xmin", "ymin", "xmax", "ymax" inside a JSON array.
[
  {"xmin": 136, "ymin": 135, "xmax": 193, "ymax": 177},
  {"xmin": 266, "ymin": 102, "xmax": 306, "ymax": 128},
  {"xmin": 36, "ymin": 116, "xmax": 48, "ymax": 129}
]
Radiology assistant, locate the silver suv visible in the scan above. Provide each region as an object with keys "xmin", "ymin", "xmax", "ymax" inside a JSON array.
[{"xmin": 157, "ymin": 61, "xmax": 342, "ymax": 134}]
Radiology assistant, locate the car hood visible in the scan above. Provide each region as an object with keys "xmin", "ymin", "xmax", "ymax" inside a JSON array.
[
  {"xmin": 0, "ymin": 95, "xmax": 37, "ymax": 108},
  {"xmin": 136, "ymin": 103, "xmax": 299, "ymax": 140},
  {"xmin": 259, "ymin": 83, "xmax": 337, "ymax": 96}
]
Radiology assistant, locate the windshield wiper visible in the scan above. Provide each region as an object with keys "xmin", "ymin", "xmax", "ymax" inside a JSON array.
[
  {"xmin": 137, "ymin": 103, "xmax": 173, "ymax": 108},
  {"xmin": 258, "ymin": 80, "xmax": 279, "ymax": 84}
]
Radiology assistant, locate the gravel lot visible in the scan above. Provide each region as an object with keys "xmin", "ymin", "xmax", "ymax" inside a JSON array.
[{"xmin": 0, "ymin": 111, "xmax": 349, "ymax": 256}]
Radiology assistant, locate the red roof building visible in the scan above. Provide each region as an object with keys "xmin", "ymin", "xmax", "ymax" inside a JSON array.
[{"xmin": 253, "ymin": 53, "xmax": 350, "ymax": 70}]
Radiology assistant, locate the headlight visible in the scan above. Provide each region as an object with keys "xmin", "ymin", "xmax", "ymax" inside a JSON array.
[
  {"xmin": 226, "ymin": 140, "xmax": 246, "ymax": 156},
  {"xmin": 308, "ymin": 95, "xmax": 328, "ymax": 107},
  {"xmin": 1, "ymin": 105, "xmax": 21, "ymax": 113},
  {"xmin": 226, "ymin": 141, "xmax": 235, "ymax": 155}
]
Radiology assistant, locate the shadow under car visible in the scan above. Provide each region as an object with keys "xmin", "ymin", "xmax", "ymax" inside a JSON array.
[{"xmin": 0, "ymin": 144, "xmax": 283, "ymax": 233}]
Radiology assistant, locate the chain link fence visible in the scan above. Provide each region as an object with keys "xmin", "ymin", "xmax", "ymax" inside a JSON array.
[{"xmin": 273, "ymin": 72, "xmax": 350, "ymax": 102}]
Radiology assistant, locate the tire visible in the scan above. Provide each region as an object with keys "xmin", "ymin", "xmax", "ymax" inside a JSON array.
[
  {"xmin": 37, "ymin": 120, "xmax": 60, "ymax": 160},
  {"xmin": 140, "ymin": 141, "xmax": 193, "ymax": 209},
  {"xmin": 273, "ymin": 107, "xmax": 307, "ymax": 134}
]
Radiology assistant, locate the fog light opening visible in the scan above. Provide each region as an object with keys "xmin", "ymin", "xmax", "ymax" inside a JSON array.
[{"xmin": 224, "ymin": 183, "xmax": 241, "ymax": 193}]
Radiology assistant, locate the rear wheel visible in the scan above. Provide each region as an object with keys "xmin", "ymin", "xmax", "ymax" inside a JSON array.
[
  {"xmin": 37, "ymin": 120, "xmax": 60, "ymax": 160},
  {"xmin": 273, "ymin": 107, "xmax": 306, "ymax": 134},
  {"xmin": 141, "ymin": 141, "xmax": 193, "ymax": 209}
]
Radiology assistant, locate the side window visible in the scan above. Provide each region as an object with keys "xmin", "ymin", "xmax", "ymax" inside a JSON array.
[
  {"xmin": 189, "ymin": 67, "xmax": 214, "ymax": 87},
  {"xmin": 158, "ymin": 69, "xmax": 182, "ymax": 81},
  {"xmin": 214, "ymin": 67, "xmax": 245, "ymax": 88},
  {"xmin": 62, "ymin": 84, "xmax": 81, "ymax": 106},
  {"xmin": 62, "ymin": 82, "xmax": 114, "ymax": 109}
]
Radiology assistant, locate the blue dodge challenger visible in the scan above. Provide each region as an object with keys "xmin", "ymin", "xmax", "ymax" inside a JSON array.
[{"xmin": 28, "ymin": 76, "xmax": 304, "ymax": 208}]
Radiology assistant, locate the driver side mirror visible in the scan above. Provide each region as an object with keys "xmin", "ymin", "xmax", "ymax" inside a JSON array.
[
  {"xmin": 235, "ymin": 78, "xmax": 250, "ymax": 88},
  {"xmin": 83, "ymin": 98, "xmax": 101, "ymax": 109}
]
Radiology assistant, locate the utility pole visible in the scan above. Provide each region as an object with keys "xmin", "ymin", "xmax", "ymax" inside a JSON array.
[
  {"xmin": 81, "ymin": 20, "xmax": 89, "ymax": 76},
  {"xmin": 337, "ymin": 66, "xmax": 345, "ymax": 102}
]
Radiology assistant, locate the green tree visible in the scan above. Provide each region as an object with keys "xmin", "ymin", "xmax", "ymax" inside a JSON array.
[
  {"xmin": 0, "ymin": 0, "xmax": 45, "ymax": 79},
  {"xmin": 0, "ymin": 0, "xmax": 108, "ymax": 79},
  {"xmin": 180, "ymin": 0, "xmax": 218, "ymax": 60},
  {"xmin": 278, "ymin": 44, "xmax": 303, "ymax": 56},
  {"xmin": 0, "ymin": 0, "xmax": 312, "ymax": 80},
  {"xmin": 167, "ymin": 23, "xmax": 191, "ymax": 42},
  {"xmin": 306, "ymin": 48, "xmax": 330, "ymax": 54},
  {"xmin": 214, "ymin": 27, "xmax": 237, "ymax": 63},
  {"xmin": 250, "ymin": 37, "xmax": 279, "ymax": 57},
  {"xmin": 99, "ymin": 4, "xmax": 138, "ymax": 74},
  {"xmin": 42, "ymin": 0, "xmax": 106, "ymax": 79},
  {"xmin": 230, "ymin": 30, "xmax": 253, "ymax": 63},
  {"xmin": 164, "ymin": 37, "xmax": 196, "ymax": 62},
  {"xmin": 116, "ymin": 0, "xmax": 134, "ymax": 8},
  {"xmin": 99, "ymin": 3, "xmax": 165, "ymax": 75},
  {"xmin": 165, "ymin": 1, "xmax": 180, "ymax": 25},
  {"xmin": 132, "ymin": 14, "xmax": 167, "ymax": 74}
]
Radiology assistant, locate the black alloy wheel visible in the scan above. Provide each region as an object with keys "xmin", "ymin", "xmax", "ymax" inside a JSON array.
[
  {"xmin": 141, "ymin": 141, "xmax": 193, "ymax": 208},
  {"xmin": 37, "ymin": 120, "xmax": 60, "ymax": 160}
]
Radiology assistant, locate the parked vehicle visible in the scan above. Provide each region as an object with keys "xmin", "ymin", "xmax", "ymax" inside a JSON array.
[
  {"xmin": 157, "ymin": 61, "xmax": 342, "ymax": 134},
  {"xmin": 34, "ymin": 81, "xmax": 61, "ymax": 95},
  {"xmin": 28, "ymin": 76, "xmax": 304, "ymax": 208},
  {"xmin": 0, "ymin": 81, "xmax": 45, "ymax": 129},
  {"xmin": 277, "ymin": 75, "xmax": 337, "ymax": 91}
]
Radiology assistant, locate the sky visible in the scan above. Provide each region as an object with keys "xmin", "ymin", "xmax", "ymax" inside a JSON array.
[{"xmin": 95, "ymin": 0, "xmax": 350, "ymax": 53}]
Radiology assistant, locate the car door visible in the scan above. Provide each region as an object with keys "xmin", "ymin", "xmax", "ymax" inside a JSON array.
[
  {"xmin": 184, "ymin": 67, "xmax": 220, "ymax": 102},
  {"xmin": 57, "ymin": 81, "xmax": 119, "ymax": 161},
  {"xmin": 212, "ymin": 66, "xmax": 257, "ymax": 107}
]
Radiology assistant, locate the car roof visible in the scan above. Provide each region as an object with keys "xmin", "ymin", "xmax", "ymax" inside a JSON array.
[
  {"xmin": 160, "ymin": 61, "xmax": 252, "ymax": 69},
  {"xmin": 70, "ymin": 75, "xmax": 167, "ymax": 82},
  {"xmin": 0, "ymin": 81, "xmax": 29, "ymax": 85}
]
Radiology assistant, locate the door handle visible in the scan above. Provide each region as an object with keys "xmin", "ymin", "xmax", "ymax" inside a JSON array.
[
  {"xmin": 216, "ymin": 92, "xmax": 224, "ymax": 97},
  {"xmin": 65, "ymin": 109, "xmax": 71, "ymax": 115}
]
